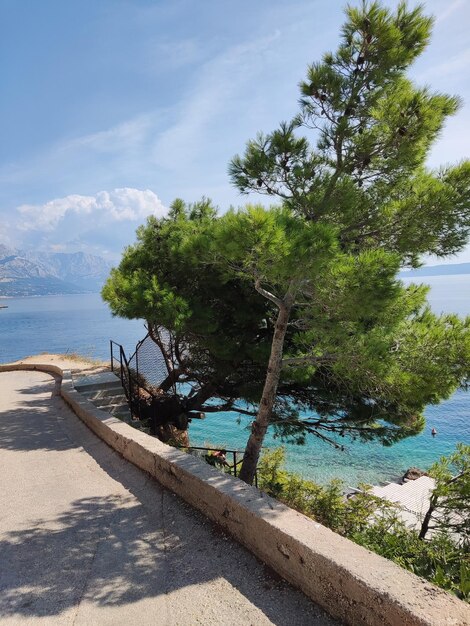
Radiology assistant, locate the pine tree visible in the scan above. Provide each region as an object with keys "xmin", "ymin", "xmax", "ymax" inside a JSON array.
[
  {"xmin": 226, "ymin": 1, "xmax": 470, "ymax": 483},
  {"xmin": 103, "ymin": 2, "xmax": 470, "ymax": 486}
]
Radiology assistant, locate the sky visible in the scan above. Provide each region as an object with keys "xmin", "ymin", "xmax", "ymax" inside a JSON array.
[{"xmin": 1, "ymin": 0, "xmax": 469, "ymax": 262}]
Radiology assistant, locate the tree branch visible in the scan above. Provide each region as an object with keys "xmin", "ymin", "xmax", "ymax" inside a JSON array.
[
  {"xmin": 254, "ymin": 277, "xmax": 284, "ymax": 309},
  {"xmin": 282, "ymin": 354, "xmax": 336, "ymax": 367},
  {"xmin": 202, "ymin": 404, "xmax": 257, "ymax": 416}
]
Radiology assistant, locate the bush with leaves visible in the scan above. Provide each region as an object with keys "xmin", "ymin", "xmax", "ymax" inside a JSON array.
[
  {"xmin": 420, "ymin": 443, "xmax": 470, "ymax": 545},
  {"xmin": 257, "ymin": 447, "xmax": 469, "ymax": 601}
]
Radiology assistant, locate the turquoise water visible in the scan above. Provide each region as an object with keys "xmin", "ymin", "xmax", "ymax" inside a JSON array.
[
  {"xmin": 189, "ymin": 274, "xmax": 470, "ymax": 485},
  {"xmin": 188, "ymin": 389, "xmax": 469, "ymax": 486},
  {"xmin": 0, "ymin": 274, "xmax": 469, "ymax": 486}
]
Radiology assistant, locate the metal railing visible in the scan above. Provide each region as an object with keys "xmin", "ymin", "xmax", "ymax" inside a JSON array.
[
  {"xmin": 177, "ymin": 445, "xmax": 258, "ymax": 487},
  {"xmin": 110, "ymin": 339, "xmax": 141, "ymax": 420},
  {"xmin": 110, "ymin": 339, "xmax": 259, "ymax": 486},
  {"xmin": 110, "ymin": 339, "xmax": 125, "ymax": 379}
]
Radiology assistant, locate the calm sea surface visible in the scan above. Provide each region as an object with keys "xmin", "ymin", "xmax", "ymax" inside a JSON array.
[{"xmin": 1, "ymin": 274, "xmax": 469, "ymax": 486}]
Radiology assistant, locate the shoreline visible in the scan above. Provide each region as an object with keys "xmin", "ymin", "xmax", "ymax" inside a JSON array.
[
  {"xmin": 2, "ymin": 277, "xmax": 468, "ymax": 488},
  {"xmin": 0, "ymin": 290, "xmax": 99, "ymax": 299}
]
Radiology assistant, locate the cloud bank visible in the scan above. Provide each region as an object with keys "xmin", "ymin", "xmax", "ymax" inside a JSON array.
[
  {"xmin": 17, "ymin": 188, "xmax": 166, "ymax": 231},
  {"xmin": 9, "ymin": 188, "xmax": 167, "ymax": 258}
]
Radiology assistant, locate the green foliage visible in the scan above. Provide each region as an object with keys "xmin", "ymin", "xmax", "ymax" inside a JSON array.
[
  {"xmin": 258, "ymin": 448, "xmax": 389, "ymax": 534},
  {"xmin": 258, "ymin": 448, "xmax": 470, "ymax": 600},
  {"xmin": 354, "ymin": 513, "xmax": 469, "ymax": 600},
  {"xmin": 102, "ymin": 198, "xmax": 275, "ymax": 411},
  {"xmin": 229, "ymin": 2, "xmax": 470, "ymax": 262},
  {"xmin": 209, "ymin": 204, "xmax": 338, "ymax": 287},
  {"xmin": 103, "ymin": 1, "xmax": 470, "ymax": 469},
  {"xmin": 223, "ymin": 0, "xmax": 470, "ymax": 473},
  {"xmin": 422, "ymin": 444, "xmax": 470, "ymax": 545}
]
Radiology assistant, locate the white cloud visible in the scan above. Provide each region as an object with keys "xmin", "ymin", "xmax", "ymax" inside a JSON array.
[
  {"xmin": 142, "ymin": 37, "xmax": 205, "ymax": 73},
  {"xmin": 1, "ymin": 0, "xmax": 469, "ymax": 268},
  {"xmin": 17, "ymin": 188, "xmax": 167, "ymax": 232},
  {"xmin": 66, "ymin": 115, "xmax": 156, "ymax": 154},
  {"xmin": 7, "ymin": 187, "xmax": 168, "ymax": 258},
  {"xmin": 0, "ymin": 111, "xmax": 166, "ymax": 198}
]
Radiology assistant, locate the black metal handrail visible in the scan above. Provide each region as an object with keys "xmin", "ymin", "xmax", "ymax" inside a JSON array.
[
  {"xmin": 110, "ymin": 339, "xmax": 127, "ymax": 390},
  {"xmin": 177, "ymin": 445, "xmax": 258, "ymax": 487},
  {"xmin": 110, "ymin": 339, "xmax": 124, "ymax": 378},
  {"xmin": 110, "ymin": 339, "xmax": 259, "ymax": 486},
  {"xmin": 110, "ymin": 339, "xmax": 141, "ymax": 420}
]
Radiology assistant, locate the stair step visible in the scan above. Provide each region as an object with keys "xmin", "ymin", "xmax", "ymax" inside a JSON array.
[
  {"xmin": 75, "ymin": 380, "xmax": 122, "ymax": 393},
  {"xmin": 74, "ymin": 378, "xmax": 133, "ymax": 422},
  {"xmin": 92, "ymin": 400, "xmax": 128, "ymax": 413},
  {"xmin": 84, "ymin": 389, "xmax": 127, "ymax": 404},
  {"xmin": 74, "ymin": 372, "xmax": 122, "ymax": 392},
  {"xmin": 108, "ymin": 403, "xmax": 132, "ymax": 418},
  {"xmin": 91, "ymin": 394, "xmax": 127, "ymax": 409}
]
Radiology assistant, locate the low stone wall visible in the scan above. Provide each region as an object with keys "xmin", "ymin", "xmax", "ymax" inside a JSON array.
[
  {"xmin": 3, "ymin": 363, "xmax": 469, "ymax": 626},
  {"xmin": 0, "ymin": 362, "xmax": 64, "ymax": 376}
]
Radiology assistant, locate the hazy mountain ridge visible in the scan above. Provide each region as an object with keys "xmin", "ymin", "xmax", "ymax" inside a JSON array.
[
  {"xmin": 1, "ymin": 242, "xmax": 468, "ymax": 297},
  {"xmin": 0, "ymin": 245, "xmax": 111, "ymax": 296},
  {"xmin": 400, "ymin": 263, "xmax": 470, "ymax": 277}
]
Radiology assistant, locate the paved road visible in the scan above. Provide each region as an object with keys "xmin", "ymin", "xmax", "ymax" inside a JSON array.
[{"xmin": 0, "ymin": 370, "xmax": 338, "ymax": 626}]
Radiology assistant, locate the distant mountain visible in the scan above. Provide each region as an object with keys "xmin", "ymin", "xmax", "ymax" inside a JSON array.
[
  {"xmin": 0, "ymin": 246, "xmax": 112, "ymax": 296},
  {"xmin": 0, "ymin": 277, "xmax": 87, "ymax": 297},
  {"xmin": 26, "ymin": 251, "xmax": 112, "ymax": 291},
  {"xmin": 400, "ymin": 263, "xmax": 470, "ymax": 277}
]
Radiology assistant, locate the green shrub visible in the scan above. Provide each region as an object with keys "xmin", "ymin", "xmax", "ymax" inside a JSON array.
[{"xmin": 257, "ymin": 447, "xmax": 469, "ymax": 601}]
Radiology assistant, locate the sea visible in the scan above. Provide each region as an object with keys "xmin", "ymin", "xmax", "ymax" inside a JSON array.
[{"xmin": 1, "ymin": 274, "xmax": 469, "ymax": 487}]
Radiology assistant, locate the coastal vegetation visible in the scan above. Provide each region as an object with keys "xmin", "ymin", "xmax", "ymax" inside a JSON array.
[
  {"xmin": 257, "ymin": 445, "xmax": 469, "ymax": 601},
  {"xmin": 103, "ymin": 0, "xmax": 470, "ymax": 485},
  {"xmin": 224, "ymin": 0, "xmax": 470, "ymax": 482},
  {"xmin": 419, "ymin": 443, "xmax": 470, "ymax": 543}
]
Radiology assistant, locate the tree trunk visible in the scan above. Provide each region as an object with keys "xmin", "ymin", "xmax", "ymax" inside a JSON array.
[
  {"xmin": 418, "ymin": 472, "xmax": 464, "ymax": 540},
  {"xmin": 419, "ymin": 493, "xmax": 438, "ymax": 540},
  {"xmin": 239, "ymin": 298, "xmax": 293, "ymax": 485}
]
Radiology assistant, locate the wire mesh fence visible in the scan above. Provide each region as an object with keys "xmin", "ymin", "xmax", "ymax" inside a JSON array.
[
  {"xmin": 111, "ymin": 334, "xmax": 257, "ymax": 482},
  {"xmin": 128, "ymin": 332, "xmax": 171, "ymax": 394}
]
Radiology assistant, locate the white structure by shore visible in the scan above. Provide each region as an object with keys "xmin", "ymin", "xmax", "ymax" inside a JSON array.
[{"xmin": 372, "ymin": 476, "xmax": 435, "ymax": 531}]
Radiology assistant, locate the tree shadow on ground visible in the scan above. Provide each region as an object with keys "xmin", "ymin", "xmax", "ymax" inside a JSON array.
[
  {"xmin": 0, "ymin": 374, "xmax": 73, "ymax": 452},
  {"xmin": 0, "ymin": 371, "xmax": 338, "ymax": 625}
]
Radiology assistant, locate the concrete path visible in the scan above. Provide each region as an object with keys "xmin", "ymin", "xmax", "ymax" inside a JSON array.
[{"xmin": 0, "ymin": 370, "xmax": 338, "ymax": 626}]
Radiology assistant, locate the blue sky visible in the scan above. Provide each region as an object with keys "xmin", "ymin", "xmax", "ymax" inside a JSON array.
[{"xmin": 1, "ymin": 0, "xmax": 469, "ymax": 261}]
